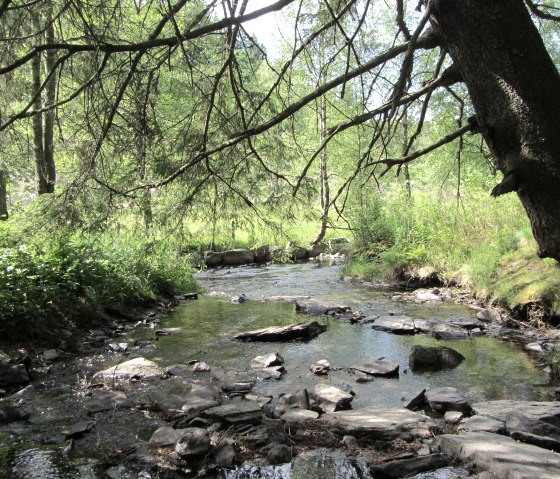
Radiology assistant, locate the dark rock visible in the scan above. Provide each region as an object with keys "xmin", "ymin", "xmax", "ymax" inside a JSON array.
[
  {"xmin": 341, "ymin": 435, "xmax": 359, "ymax": 448},
  {"xmin": 107, "ymin": 342, "xmax": 128, "ymax": 353},
  {"xmin": 308, "ymin": 244, "xmax": 326, "ymax": 258},
  {"xmin": 409, "ymin": 345, "xmax": 465, "ymax": 372},
  {"xmin": 267, "ymin": 444, "xmax": 291, "ymax": 465},
  {"xmin": 370, "ymin": 454, "xmax": 448, "ymax": 479},
  {"xmin": 286, "ymin": 243, "xmax": 308, "ymax": 260},
  {"xmin": 0, "ymin": 404, "xmax": 30, "ymax": 424},
  {"xmin": 352, "ymin": 360, "xmax": 399, "ymax": 377},
  {"xmin": 221, "ymin": 381, "xmax": 255, "ymax": 394},
  {"xmin": 204, "ymin": 401, "xmax": 262, "ymax": 424},
  {"xmin": 181, "ymin": 397, "xmax": 220, "ymax": 414},
  {"xmin": 204, "ymin": 251, "xmax": 223, "ymax": 267},
  {"xmin": 174, "ymin": 427, "xmax": 211, "ymax": 457},
  {"xmin": 425, "ymin": 387, "xmax": 471, "ymax": 414},
  {"xmin": 85, "ymin": 390, "xmax": 132, "ymax": 413},
  {"xmin": 214, "ymin": 445, "xmax": 237, "ymax": 467},
  {"xmin": 0, "ymin": 363, "xmax": 29, "ymax": 388},
  {"xmin": 253, "ymin": 245, "xmax": 271, "ymax": 263},
  {"xmin": 63, "ymin": 420, "xmax": 95, "ymax": 439},
  {"xmin": 42, "ymin": 349, "xmax": 60, "ymax": 361},
  {"xmin": 165, "ymin": 364, "xmax": 191, "ymax": 376},
  {"xmin": 222, "ymin": 249, "xmax": 255, "ymax": 266},
  {"xmin": 328, "ymin": 237, "xmax": 350, "ymax": 254},
  {"xmin": 404, "ymin": 389, "xmax": 426, "ymax": 411},
  {"xmin": 234, "ymin": 321, "xmax": 326, "ymax": 342}
]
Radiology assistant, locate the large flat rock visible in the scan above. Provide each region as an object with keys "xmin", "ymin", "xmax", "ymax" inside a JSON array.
[
  {"xmin": 295, "ymin": 300, "xmax": 351, "ymax": 316},
  {"xmin": 371, "ymin": 316, "xmax": 415, "ymax": 334},
  {"xmin": 324, "ymin": 406, "xmax": 434, "ymax": 440},
  {"xmin": 472, "ymin": 400, "xmax": 560, "ymax": 425},
  {"xmin": 203, "ymin": 401, "xmax": 262, "ymax": 424},
  {"xmin": 234, "ymin": 321, "xmax": 326, "ymax": 342},
  {"xmin": 93, "ymin": 357, "xmax": 164, "ymax": 381},
  {"xmin": 433, "ymin": 432, "xmax": 560, "ymax": 479},
  {"xmin": 352, "ymin": 360, "xmax": 399, "ymax": 377}
]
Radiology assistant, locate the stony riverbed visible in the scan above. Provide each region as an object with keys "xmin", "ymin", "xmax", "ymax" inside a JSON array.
[{"xmin": 0, "ymin": 260, "xmax": 559, "ymax": 478}]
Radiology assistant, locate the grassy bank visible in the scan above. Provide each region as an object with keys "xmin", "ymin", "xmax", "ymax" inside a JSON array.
[
  {"xmin": 0, "ymin": 218, "xmax": 198, "ymax": 342},
  {"xmin": 345, "ymin": 189, "xmax": 560, "ymax": 323}
]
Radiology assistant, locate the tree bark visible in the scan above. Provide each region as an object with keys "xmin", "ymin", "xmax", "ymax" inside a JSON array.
[
  {"xmin": 43, "ymin": 6, "xmax": 56, "ymax": 193},
  {"xmin": 428, "ymin": 0, "xmax": 560, "ymax": 260},
  {"xmin": 0, "ymin": 169, "xmax": 8, "ymax": 220}
]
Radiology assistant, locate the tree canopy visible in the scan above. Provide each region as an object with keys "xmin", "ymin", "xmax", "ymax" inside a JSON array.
[{"xmin": 1, "ymin": 0, "xmax": 560, "ymax": 258}]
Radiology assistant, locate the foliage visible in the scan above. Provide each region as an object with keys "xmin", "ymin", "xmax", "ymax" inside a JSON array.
[{"xmin": 0, "ymin": 218, "xmax": 197, "ymax": 340}]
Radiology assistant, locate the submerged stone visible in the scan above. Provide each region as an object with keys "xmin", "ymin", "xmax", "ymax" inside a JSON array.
[
  {"xmin": 234, "ymin": 321, "xmax": 326, "ymax": 342},
  {"xmin": 352, "ymin": 360, "xmax": 399, "ymax": 377}
]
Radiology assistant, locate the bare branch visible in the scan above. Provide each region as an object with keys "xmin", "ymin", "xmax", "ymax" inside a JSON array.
[{"xmin": 525, "ymin": 0, "xmax": 560, "ymax": 21}]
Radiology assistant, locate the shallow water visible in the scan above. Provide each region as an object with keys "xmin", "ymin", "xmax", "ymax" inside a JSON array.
[
  {"xmin": 138, "ymin": 261, "xmax": 549, "ymax": 406},
  {"xmin": 0, "ymin": 260, "xmax": 552, "ymax": 478}
]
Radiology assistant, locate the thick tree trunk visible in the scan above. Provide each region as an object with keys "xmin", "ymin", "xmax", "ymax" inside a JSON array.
[
  {"xmin": 43, "ymin": 7, "xmax": 56, "ymax": 194},
  {"xmin": 428, "ymin": 0, "xmax": 560, "ymax": 260}
]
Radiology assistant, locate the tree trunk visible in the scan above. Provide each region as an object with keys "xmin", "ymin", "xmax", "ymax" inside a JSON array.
[
  {"xmin": 43, "ymin": 6, "xmax": 56, "ymax": 193},
  {"xmin": 32, "ymin": 48, "xmax": 48, "ymax": 195},
  {"xmin": 428, "ymin": 0, "xmax": 560, "ymax": 260},
  {"xmin": 0, "ymin": 169, "xmax": 8, "ymax": 220},
  {"xmin": 312, "ymin": 92, "xmax": 329, "ymax": 245}
]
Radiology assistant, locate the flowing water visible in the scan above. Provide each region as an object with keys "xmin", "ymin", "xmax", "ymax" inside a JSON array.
[{"xmin": 0, "ymin": 260, "xmax": 552, "ymax": 478}]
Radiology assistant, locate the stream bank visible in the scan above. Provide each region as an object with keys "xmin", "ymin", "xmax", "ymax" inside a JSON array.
[{"xmin": 0, "ymin": 260, "xmax": 559, "ymax": 478}]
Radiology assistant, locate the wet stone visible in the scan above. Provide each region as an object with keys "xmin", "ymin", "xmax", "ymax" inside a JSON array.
[
  {"xmin": 267, "ymin": 444, "xmax": 291, "ymax": 465},
  {"xmin": 63, "ymin": 420, "xmax": 95, "ymax": 439},
  {"xmin": 234, "ymin": 321, "xmax": 326, "ymax": 342},
  {"xmin": 371, "ymin": 316, "xmax": 415, "ymax": 334},
  {"xmin": 278, "ymin": 389, "xmax": 310, "ymax": 410},
  {"xmin": 310, "ymin": 359, "xmax": 330, "ymax": 375},
  {"xmin": 281, "ymin": 409, "xmax": 319, "ymax": 423},
  {"xmin": 85, "ymin": 390, "xmax": 132, "ymax": 413},
  {"xmin": 0, "ymin": 363, "xmax": 29, "ymax": 388},
  {"xmin": 0, "ymin": 403, "xmax": 30, "ymax": 424},
  {"xmin": 458, "ymin": 415, "xmax": 506, "ymax": 434},
  {"xmin": 93, "ymin": 357, "xmax": 164, "ymax": 381},
  {"xmin": 255, "ymin": 366, "xmax": 285, "ymax": 380},
  {"xmin": 409, "ymin": 345, "xmax": 465, "ymax": 372},
  {"xmin": 352, "ymin": 360, "xmax": 399, "ymax": 377},
  {"xmin": 214, "ymin": 444, "xmax": 237, "ymax": 467},
  {"xmin": 192, "ymin": 361, "xmax": 211, "ymax": 372}
]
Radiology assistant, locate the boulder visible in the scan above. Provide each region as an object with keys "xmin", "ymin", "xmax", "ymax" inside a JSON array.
[
  {"xmin": 204, "ymin": 401, "xmax": 262, "ymax": 424},
  {"xmin": 222, "ymin": 249, "xmax": 255, "ymax": 266},
  {"xmin": 313, "ymin": 384, "xmax": 353, "ymax": 413},
  {"xmin": 409, "ymin": 345, "xmax": 465, "ymax": 372},
  {"xmin": 234, "ymin": 321, "xmax": 326, "ymax": 342},
  {"xmin": 308, "ymin": 244, "xmax": 326, "ymax": 258},
  {"xmin": 93, "ymin": 357, "xmax": 164, "ymax": 381},
  {"xmin": 63, "ymin": 420, "xmax": 95, "ymax": 439},
  {"xmin": 476, "ymin": 307, "xmax": 502, "ymax": 323},
  {"xmin": 0, "ymin": 363, "xmax": 29, "ymax": 388},
  {"xmin": 425, "ymin": 387, "xmax": 471, "ymax": 414},
  {"xmin": 253, "ymin": 245, "xmax": 271, "ymax": 263},
  {"xmin": 433, "ymin": 432, "xmax": 560, "ymax": 479},
  {"xmin": 204, "ymin": 251, "xmax": 223, "ymax": 267},
  {"xmin": 324, "ymin": 406, "xmax": 435, "ymax": 440},
  {"xmin": 174, "ymin": 427, "xmax": 211, "ymax": 457},
  {"xmin": 251, "ymin": 353, "xmax": 284, "ymax": 368},
  {"xmin": 352, "ymin": 360, "xmax": 399, "ymax": 377},
  {"xmin": 192, "ymin": 361, "xmax": 211, "ymax": 372},
  {"xmin": 310, "ymin": 359, "xmax": 330, "ymax": 375},
  {"xmin": 286, "ymin": 243, "xmax": 308, "ymax": 260}
]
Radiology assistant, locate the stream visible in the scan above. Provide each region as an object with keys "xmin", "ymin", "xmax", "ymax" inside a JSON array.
[{"xmin": 0, "ymin": 260, "xmax": 551, "ymax": 478}]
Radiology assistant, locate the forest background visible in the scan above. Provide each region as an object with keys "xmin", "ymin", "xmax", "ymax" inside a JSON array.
[{"xmin": 0, "ymin": 0, "xmax": 559, "ymax": 341}]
